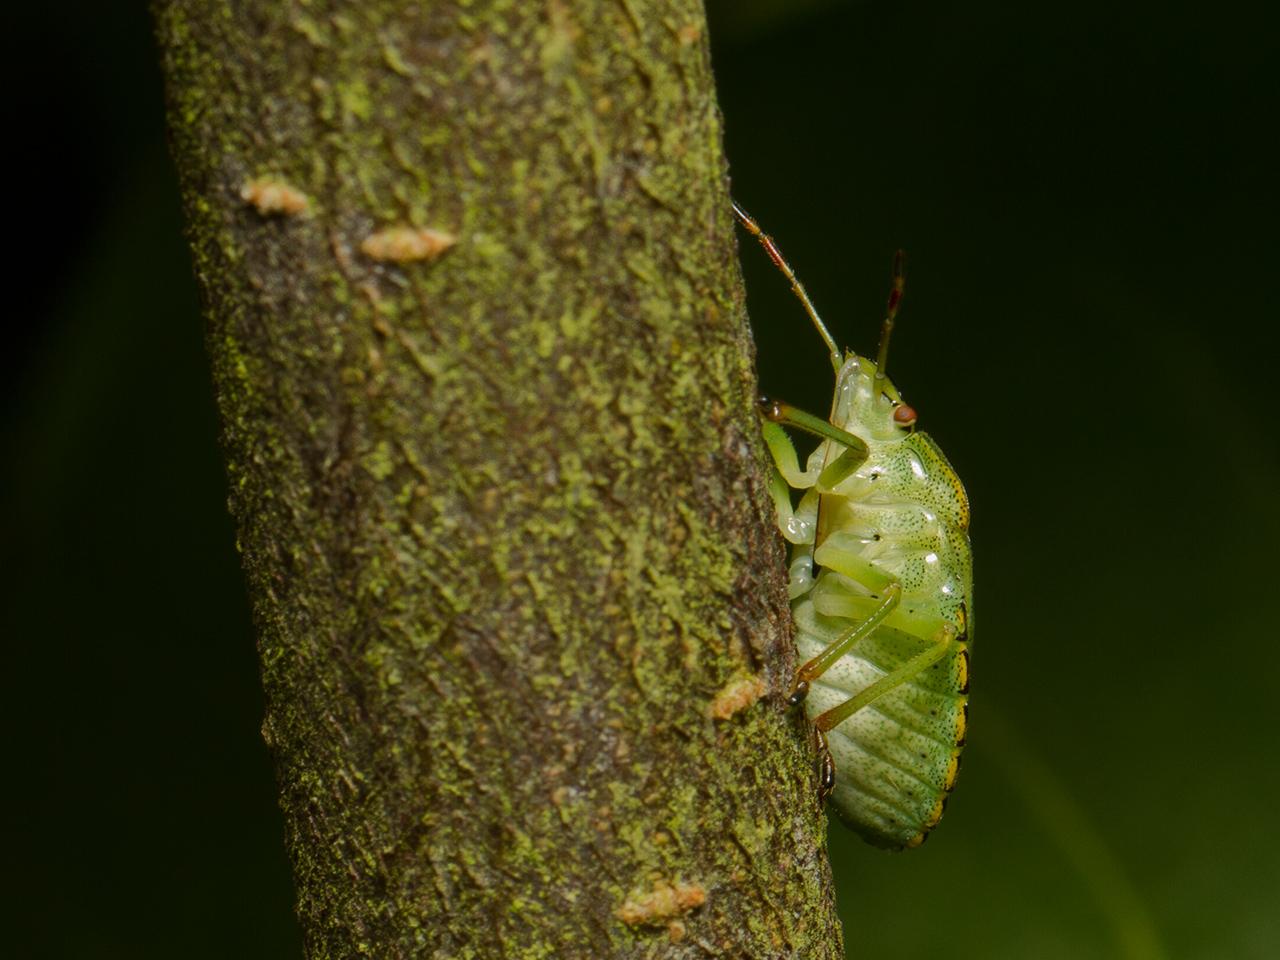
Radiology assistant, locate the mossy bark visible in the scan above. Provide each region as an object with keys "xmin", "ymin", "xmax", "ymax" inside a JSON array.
[{"xmin": 154, "ymin": 1, "xmax": 840, "ymax": 957}]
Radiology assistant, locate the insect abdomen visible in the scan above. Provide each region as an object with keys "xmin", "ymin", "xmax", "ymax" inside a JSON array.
[
  {"xmin": 797, "ymin": 431, "xmax": 971, "ymax": 848},
  {"xmin": 795, "ymin": 583, "xmax": 968, "ymax": 847},
  {"xmin": 732, "ymin": 200, "xmax": 973, "ymax": 849}
]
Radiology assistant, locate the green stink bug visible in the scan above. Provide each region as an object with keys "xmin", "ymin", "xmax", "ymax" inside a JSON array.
[{"xmin": 735, "ymin": 201, "xmax": 972, "ymax": 849}]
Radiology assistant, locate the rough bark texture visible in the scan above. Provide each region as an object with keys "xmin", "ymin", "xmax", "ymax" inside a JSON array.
[{"xmin": 154, "ymin": 2, "xmax": 840, "ymax": 957}]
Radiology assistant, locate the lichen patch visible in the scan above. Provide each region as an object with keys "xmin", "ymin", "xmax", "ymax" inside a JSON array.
[
  {"xmin": 707, "ymin": 674, "xmax": 767, "ymax": 720},
  {"xmin": 677, "ymin": 23, "xmax": 702, "ymax": 45},
  {"xmin": 240, "ymin": 176, "xmax": 309, "ymax": 216},
  {"xmin": 615, "ymin": 878, "xmax": 706, "ymax": 926},
  {"xmin": 360, "ymin": 225, "xmax": 457, "ymax": 263}
]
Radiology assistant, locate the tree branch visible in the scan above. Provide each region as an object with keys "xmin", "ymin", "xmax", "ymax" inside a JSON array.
[{"xmin": 153, "ymin": 1, "xmax": 840, "ymax": 956}]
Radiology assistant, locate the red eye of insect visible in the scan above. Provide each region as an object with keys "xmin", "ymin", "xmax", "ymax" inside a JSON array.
[{"xmin": 893, "ymin": 403, "xmax": 918, "ymax": 426}]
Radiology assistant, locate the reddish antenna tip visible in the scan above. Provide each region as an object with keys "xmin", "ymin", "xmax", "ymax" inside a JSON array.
[{"xmin": 884, "ymin": 251, "xmax": 906, "ymax": 320}]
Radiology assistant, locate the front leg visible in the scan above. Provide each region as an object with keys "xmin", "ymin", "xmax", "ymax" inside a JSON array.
[
  {"xmin": 760, "ymin": 400, "xmax": 870, "ymax": 545},
  {"xmin": 759, "ymin": 396, "xmax": 869, "ymax": 468},
  {"xmin": 761, "ymin": 420, "xmax": 818, "ymax": 490}
]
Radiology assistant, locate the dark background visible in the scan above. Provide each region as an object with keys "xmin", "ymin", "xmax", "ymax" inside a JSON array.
[{"xmin": 4, "ymin": 2, "xmax": 1277, "ymax": 957}]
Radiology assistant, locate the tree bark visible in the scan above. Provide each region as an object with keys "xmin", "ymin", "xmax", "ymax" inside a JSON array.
[{"xmin": 154, "ymin": 2, "xmax": 840, "ymax": 957}]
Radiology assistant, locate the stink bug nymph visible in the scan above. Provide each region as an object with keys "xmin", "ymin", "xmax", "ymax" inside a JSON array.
[{"xmin": 735, "ymin": 201, "xmax": 972, "ymax": 849}]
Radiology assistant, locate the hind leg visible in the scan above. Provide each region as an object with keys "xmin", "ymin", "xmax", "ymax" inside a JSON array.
[
  {"xmin": 814, "ymin": 623, "xmax": 962, "ymax": 732},
  {"xmin": 788, "ymin": 583, "xmax": 902, "ymax": 705}
]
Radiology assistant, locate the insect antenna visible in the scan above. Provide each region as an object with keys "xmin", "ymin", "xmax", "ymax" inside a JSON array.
[
  {"xmin": 732, "ymin": 200, "xmax": 842, "ymax": 373},
  {"xmin": 873, "ymin": 249, "xmax": 906, "ymax": 400}
]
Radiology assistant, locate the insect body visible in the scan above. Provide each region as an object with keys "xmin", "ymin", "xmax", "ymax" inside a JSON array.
[{"xmin": 735, "ymin": 202, "xmax": 971, "ymax": 849}]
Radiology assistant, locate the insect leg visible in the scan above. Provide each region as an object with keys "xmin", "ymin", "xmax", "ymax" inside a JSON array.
[
  {"xmin": 761, "ymin": 420, "xmax": 817, "ymax": 489},
  {"xmin": 759, "ymin": 399, "xmax": 870, "ymax": 546},
  {"xmin": 732, "ymin": 200, "xmax": 843, "ymax": 372},
  {"xmin": 814, "ymin": 624, "xmax": 962, "ymax": 733},
  {"xmin": 812, "ymin": 533, "xmax": 898, "ymax": 593},
  {"xmin": 815, "ymin": 727, "xmax": 836, "ymax": 802},
  {"xmin": 789, "ymin": 584, "xmax": 902, "ymax": 705},
  {"xmin": 816, "ymin": 448, "xmax": 866, "ymax": 492},
  {"xmin": 760, "ymin": 420, "xmax": 822, "ymax": 547},
  {"xmin": 759, "ymin": 397, "xmax": 869, "ymax": 464}
]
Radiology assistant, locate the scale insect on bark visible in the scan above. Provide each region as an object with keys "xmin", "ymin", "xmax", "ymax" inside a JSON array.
[{"xmin": 735, "ymin": 201, "xmax": 972, "ymax": 849}]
